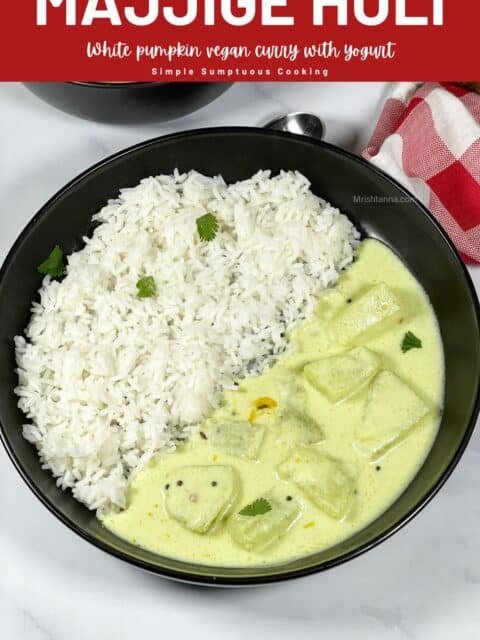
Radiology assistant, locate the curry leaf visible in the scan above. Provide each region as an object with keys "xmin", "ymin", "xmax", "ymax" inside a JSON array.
[
  {"xmin": 136, "ymin": 276, "xmax": 157, "ymax": 299},
  {"xmin": 196, "ymin": 213, "xmax": 218, "ymax": 242},
  {"xmin": 401, "ymin": 331, "xmax": 422, "ymax": 353},
  {"xmin": 239, "ymin": 498, "xmax": 272, "ymax": 517},
  {"xmin": 37, "ymin": 245, "xmax": 65, "ymax": 278}
]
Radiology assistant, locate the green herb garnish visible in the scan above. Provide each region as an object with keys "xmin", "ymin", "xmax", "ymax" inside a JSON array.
[
  {"xmin": 196, "ymin": 213, "xmax": 218, "ymax": 242},
  {"xmin": 401, "ymin": 331, "xmax": 422, "ymax": 353},
  {"xmin": 136, "ymin": 276, "xmax": 157, "ymax": 298},
  {"xmin": 239, "ymin": 498, "xmax": 272, "ymax": 517},
  {"xmin": 37, "ymin": 245, "xmax": 65, "ymax": 278}
]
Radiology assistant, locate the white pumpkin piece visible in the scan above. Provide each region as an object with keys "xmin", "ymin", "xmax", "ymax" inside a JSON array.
[
  {"xmin": 278, "ymin": 447, "xmax": 357, "ymax": 520},
  {"xmin": 270, "ymin": 376, "xmax": 324, "ymax": 445},
  {"xmin": 278, "ymin": 409, "xmax": 324, "ymax": 445},
  {"xmin": 203, "ymin": 419, "xmax": 265, "ymax": 460},
  {"xmin": 227, "ymin": 488, "xmax": 302, "ymax": 552},
  {"xmin": 163, "ymin": 465, "xmax": 239, "ymax": 534},
  {"xmin": 303, "ymin": 346, "xmax": 381, "ymax": 402},
  {"xmin": 330, "ymin": 283, "xmax": 401, "ymax": 345},
  {"xmin": 356, "ymin": 370, "xmax": 430, "ymax": 458}
]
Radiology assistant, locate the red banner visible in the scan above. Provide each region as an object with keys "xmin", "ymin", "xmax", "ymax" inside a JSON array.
[{"xmin": 1, "ymin": 1, "xmax": 478, "ymax": 81}]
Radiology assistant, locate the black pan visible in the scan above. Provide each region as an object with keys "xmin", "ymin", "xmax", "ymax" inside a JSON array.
[
  {"xmin": 24, "ymin": 82, "xmax": 232, "ymax": 124},
  {"xmin": 0, "ymin": 128, "xmax": 479, "ymax": 586}
]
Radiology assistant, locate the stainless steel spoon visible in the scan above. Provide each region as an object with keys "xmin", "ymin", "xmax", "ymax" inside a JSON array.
[{"xmin": 264, "ymin": 112, "xmax": 326, "ymax": 140}]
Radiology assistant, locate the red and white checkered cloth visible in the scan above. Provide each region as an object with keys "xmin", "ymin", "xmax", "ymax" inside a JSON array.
[{"xmin": 364, "ymin": 82, "xmax": 480, "ymax": 265}]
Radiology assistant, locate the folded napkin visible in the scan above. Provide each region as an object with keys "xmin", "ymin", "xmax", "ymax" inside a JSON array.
[{"xmin": 364, "ymin": 82, "xmax": 480, "ymax": 265}]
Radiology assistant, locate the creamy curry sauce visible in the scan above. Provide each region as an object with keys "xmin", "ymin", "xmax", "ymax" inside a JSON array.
[{"xmin": 102, "ymin": 240, "xmax": 444, "ymax": 566}]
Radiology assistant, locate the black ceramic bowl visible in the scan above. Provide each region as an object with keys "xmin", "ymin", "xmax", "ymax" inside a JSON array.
[
  {"xmin": 24, "ymin": 82, "xmax": 232, "ymax": 124},
  {"xmin": 1, "ymin": 128, "xmax": 479, "ymax": 586}
]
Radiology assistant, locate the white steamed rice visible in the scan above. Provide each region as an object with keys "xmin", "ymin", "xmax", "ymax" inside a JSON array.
[{"xmin": 15, "ymin": 170, "xmax": 359, "ymax": 512}]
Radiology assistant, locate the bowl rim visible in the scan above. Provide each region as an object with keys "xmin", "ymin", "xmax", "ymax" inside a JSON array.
[{"xmin": 1, "ymin": 126, "xmax": 479, "ymax": 586}]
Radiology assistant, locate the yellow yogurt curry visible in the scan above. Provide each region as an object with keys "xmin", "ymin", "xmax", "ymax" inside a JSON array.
[{"xmin": 102, "ymin": 239, "xmax": 444, "ymax": 566}]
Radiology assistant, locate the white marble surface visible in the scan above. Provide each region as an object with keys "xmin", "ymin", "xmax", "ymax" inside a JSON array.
[{"xmin": 0, "ymin": 82, "xmax": 479, "ymax": 640}]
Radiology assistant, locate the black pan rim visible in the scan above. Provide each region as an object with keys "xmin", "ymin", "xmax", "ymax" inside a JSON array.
[
  {"xmin": 68, "ymin": 81, "xmax": 170, "ymax": 89},
  {"xmin": 66, "ymin": 81, "xmax": 230, "ymax": 89},
  {"xmin": 69, "ymin": 81, "xmax": 159, "ymax": 88},
  {"xmin": 1, "ymin": 126, "xmax": 479, "ymax": 587}
]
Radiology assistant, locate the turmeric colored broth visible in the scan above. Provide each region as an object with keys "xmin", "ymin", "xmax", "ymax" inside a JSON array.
[{"xmin": 101, "ymin": 240, "xmax": 444, "ymax": 567}]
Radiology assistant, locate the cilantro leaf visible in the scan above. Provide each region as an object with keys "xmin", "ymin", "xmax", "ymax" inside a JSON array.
[
  {"xmin": 401, "ymin": 331, "xmax": 422, "ymax": 353},
  {"xmin": 239, "ymin": 498, "xmax": 272, "ymax": 517},
  {"xmin": 136, "ymin": 276, "xmax": 157, "ymax": 299},
  {"xmin": 37, "ymin": 245, "xmax": 65, "ymax": 278},
  {"xmin": 196, "ymin": 213, "xmax": 218, "ymax": 242}
]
